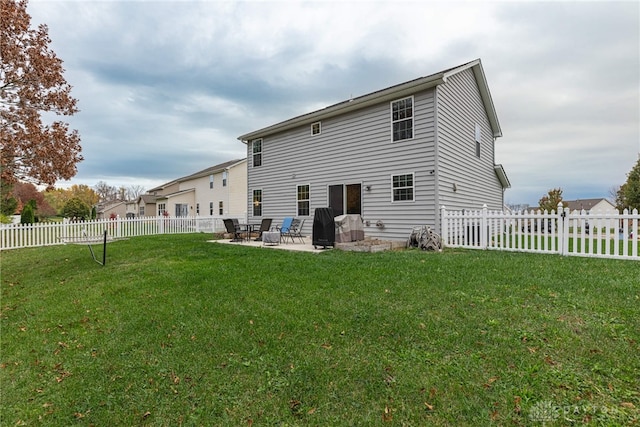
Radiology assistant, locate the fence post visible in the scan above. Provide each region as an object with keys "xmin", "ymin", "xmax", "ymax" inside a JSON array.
[
  {"xmin": 557, "ymin": 202, "xmax": 568, "ymax": 255},
  {"xmin": 115, "ymin": 215, "xmax": 122, "ymax": 239},
  {"xmin": 440, "ymin": 206, "xmax": 448, "ymax": 247},
  {"xmin": 481, "ymin": 204, "xmax": 488, "ymax": 249},
  {"xmin": 62, "ymin": 217, "xmax": 69, "ymax": 241}
]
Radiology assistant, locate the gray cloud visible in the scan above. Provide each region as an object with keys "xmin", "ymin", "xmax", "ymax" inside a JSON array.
[{"xmin": 26, "ymin": 0, "xmax": 639, "ymax": 205}]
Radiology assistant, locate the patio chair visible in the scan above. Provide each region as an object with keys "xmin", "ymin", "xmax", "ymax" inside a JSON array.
[
  {"xmin": 254, "ymin": 218, "xmax": 273, "ymax": 241},
  {"xmin": 288, "ymin": 218, "xmax": 305, "ymax": 243},
  {"xmin": 231, "ymin": 218, "xmax": 249, "ymax": 240},
  {"xmin": 275, "ymin": 217, "xmax": 294, "ymax": 243},
  {"xmin": 223, "ymin": 218, "xmax": 243, "ymax": 242}
]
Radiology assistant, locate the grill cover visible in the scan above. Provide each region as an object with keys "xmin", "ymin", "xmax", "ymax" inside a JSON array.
[
  {"xmin": 335, "ymin": 214, "xmax": 365, "ymax": 243},
  {"xmin": 312, "ymin": 207, "xmax": 335, "ymax": 248}
]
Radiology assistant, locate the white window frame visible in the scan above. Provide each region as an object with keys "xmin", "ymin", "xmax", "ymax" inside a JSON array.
[
  {"xmin": 391, "ymin": 173, "xmax": 415, "ymax": 202},
  {"xmin": 252, "ymin": 189, "xmax": 262, "ymax": 217},
  {"xmin": 252, "ymin": 139, "xmax": 262, "ymax": 167},
  {"xmin": 209, "ymin": 202, "xmax": 214, "ymax": 216},
  {"xmin": 222, "ymin": 171, "xmax": 228, "ymax": 187},
  {"xmin": 311, "ymin": 122, "xmax": 321, "ymax": 136},
  {"xmin": 391, "ymin": 96, "xmax": 414, "ymax": 142},
  {"xmin": 218, "ymin": 201, "xmax": 223, "ymax": 215},
  {"xmin": 297, "ymin": 184, "xmax": 310, "ymax": 216},
  {"xmin": 209, "ymin": 174, "xmax": 214, "ymax": 189}
]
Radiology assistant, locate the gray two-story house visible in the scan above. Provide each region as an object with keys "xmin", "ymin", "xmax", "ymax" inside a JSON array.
[{"xmin": 238, "ymin": 59, "xmax": 510, "ymax": 241}]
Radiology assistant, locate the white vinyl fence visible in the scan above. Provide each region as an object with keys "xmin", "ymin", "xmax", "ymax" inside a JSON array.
[
  {"xmin": 441, "ymin": 204, "xmax": 639, "ymax": 260},
  {"xmin": 0, "ymin": 216, "xmax": 235, "ymax": 250}
]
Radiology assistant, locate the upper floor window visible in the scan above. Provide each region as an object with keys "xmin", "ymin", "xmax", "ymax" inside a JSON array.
[
  {"xmin": 222, "ymin": 171, "xmax": 227, "ymax": 187},
  {"xmin": 391, "ymin": 97, "xmax": 413, "ymax": 142},
  {"xmin": 297, "ymin": 184, "xmax": 310, "ymax": 216},
  {"xmin": 311, "ymin": 122, "xmax": 321, "ymax": 135},
  {"xmin": 253, "ymin": 189, "xmax": 262, "ymax": 216},
  {"xmin": 392, "ymin": 173, "xmax": 414, "ymax": 201},
  {"xmin": 474, "ymin": 123, "xmax": 481, "ymax": 157},
  {"xmin": 252, "ymin": 139, "xmax": 262, "ymax": 167},
  {"xmin": 209, "ymin": 174, "xmax": 214, "ymax": 189}
]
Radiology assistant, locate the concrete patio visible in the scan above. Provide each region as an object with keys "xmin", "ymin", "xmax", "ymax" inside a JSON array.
[{"xmin": 209, "ymin": 236, "xmax": 330, "ymax": 253}]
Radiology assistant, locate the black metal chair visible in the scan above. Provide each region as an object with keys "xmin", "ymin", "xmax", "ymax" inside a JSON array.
[
  {"xmin": 223, "ymin": 218, "xmax": 243, "ymax": 242},
  {"xmin": 254, "ymin": 218, "xmax": 273, "ymax": 241},
  {"xmin": 288, "ymin": 218, "xmax": 305, "ymax": 243}
]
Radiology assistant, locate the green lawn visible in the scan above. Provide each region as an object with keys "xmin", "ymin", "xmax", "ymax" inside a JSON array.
[{"xmin": 1, "ymin": 234, "xmax": 638, "ymax": 426}]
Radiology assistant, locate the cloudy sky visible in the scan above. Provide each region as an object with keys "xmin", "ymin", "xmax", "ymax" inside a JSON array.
[{"xmin": 27, "ymin": 0, "xmax": 639, "ymax": 205}]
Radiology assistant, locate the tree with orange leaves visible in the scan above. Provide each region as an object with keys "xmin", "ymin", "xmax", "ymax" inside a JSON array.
[{"xmin": 1, "ymin": 0, "xmax": 82, "ymax": 186}]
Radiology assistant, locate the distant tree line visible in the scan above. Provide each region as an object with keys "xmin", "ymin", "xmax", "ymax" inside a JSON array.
[{"xmin": 1, "ymin": 181, "xmax": 145, "ymax": 223}]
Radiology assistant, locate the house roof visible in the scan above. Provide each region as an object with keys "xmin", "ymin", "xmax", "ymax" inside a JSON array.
[
  {"xmin": 96, "ymin": 201, "xmax": 126, "ymax": 213},
  {"xmin": 238, "ymin": 58, "xmax": 502, "ymax": 141},
  {"xmin": 137, "ymin": 194, "xmax": 159, "ymax": 204},
  {"xmin": 494, "ymin": 164, "xmax": 511, "ymax": 189},
  {"xmin": 147, "ymin": 181, "xmax": 178, "ymax": 194},
  {"xmin": 175, "ymin": 158, "xmax": 245, "ymax": 182},
  {"xmin": 155, "ymin": 188, "xmax": 195, "ymax": 200},
  {"xmin": 146, "ymin": 158, "xmax": 245, "ymax": 194},
  {"xmin": 564, "ymin": 198, "xmax": 614, "ymax": 212}
]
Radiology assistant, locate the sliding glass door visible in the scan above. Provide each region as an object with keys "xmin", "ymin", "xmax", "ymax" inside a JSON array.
[{"xmin": 329, "ymin": 183, "xmax": 361, "ymax": 216}]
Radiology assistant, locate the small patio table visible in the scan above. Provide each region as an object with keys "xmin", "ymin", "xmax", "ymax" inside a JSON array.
[
  {"xmin": 239, "ymin": 224, "xmax": 257, "ymax": 242},
  {"xmin": 262, "ymin": 231, "xmax": 280, "ymax": 246}
]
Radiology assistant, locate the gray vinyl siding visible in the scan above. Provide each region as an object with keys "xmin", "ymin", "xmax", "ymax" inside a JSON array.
[
  {"xmin": 247, "ymin": 89, "xmax": 437, "ymax": 240},
  {"xmin": 436, "ymin": 69, "xmax": 504, "ymax": 214}
]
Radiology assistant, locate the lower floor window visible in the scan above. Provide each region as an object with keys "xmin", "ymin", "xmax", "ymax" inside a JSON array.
[
  {"xmin": 392, "ymin": 173, "xmax": 414, "ymax": 201},
  {"xmin": 297, "ymin": 185, "xmax": 310, "ymax": 216},
  {"xmin": 219, "ymin": 201, "xmax": 224, "ymax": 215},
  {"xmin": 209, "ymin": 202, "xmax": 214, "ymax": 216},
  {"xmin": 253, "ymin": 189, "xmax": 262, "ymax": 217}
]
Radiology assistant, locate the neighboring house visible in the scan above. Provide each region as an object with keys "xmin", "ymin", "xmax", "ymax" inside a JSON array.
[
  {"xmin": 136, "ymin": 180, "xmax": 181, "ymax": 217},
  {"xmin": 96, "ymin": 201, "xmax": 127, "ymax": 219},
  {"xmin": 125, "ymin": 201, "xmax": 137, "ymax": 218},
  {"xmin": 564, "ymin": 198, "xmax": 617, "ymax": 214},
  {"xmin": 136, "ymin": 194, "xmax": 161, "ymax": 217},
  {"xmin": 136, "ymin": 158, "xmax": 247, "ymax": 219},
  {"xmin": 238, "ymin": 59, "xmax": 510, "ymax": 240}
]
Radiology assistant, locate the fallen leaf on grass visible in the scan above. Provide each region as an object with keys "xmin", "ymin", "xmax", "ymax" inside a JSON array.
[
  {"xmin": 483, "ymin": 377, "xmax": 498, "ymax": 389},
  {"xmin": 382, "ymin": 405, "xmax": 393, "ymax": 422},
  {"xmin": 424, "ymin": 402, "xmax": 434, "ymax": 411},
  {"xmin": 621, "ymin": 402, "xmax": 635, "ymax": 409},
  {"xmin": 307, "ymin": 407, "xmax": 317, "ymax": 414},
  {"xmin": 514, "ymin": 396, "xmax": 522, "ymax": 414},
  {"xmin": 321, "ymin": 343, "xmax": 332, "ymax": 350},
  {"xmin": 171, "ymin": 372, "xmax": 180, "ymax": 384}
]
